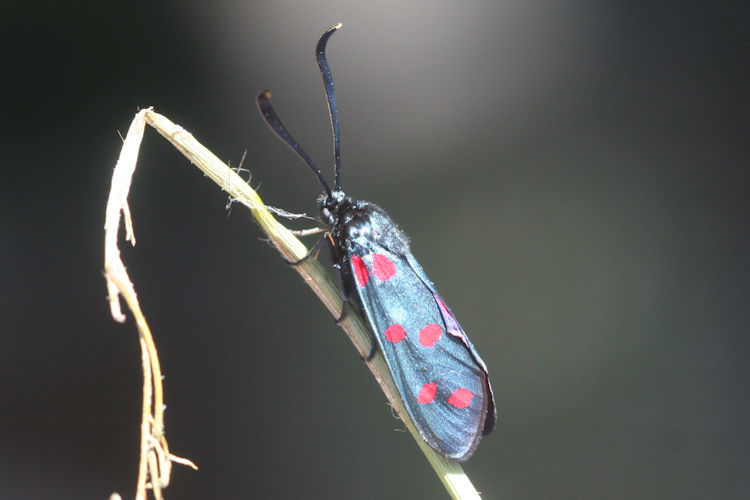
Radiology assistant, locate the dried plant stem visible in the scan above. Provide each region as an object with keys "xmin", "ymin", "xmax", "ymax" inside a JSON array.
[
  {"xmin": 103, "ymin": 108, "xmax": 482, "ymax": 500},
  {"xmin": 104, "ymin": 110, "xmax": 198, "ymax": 500}
]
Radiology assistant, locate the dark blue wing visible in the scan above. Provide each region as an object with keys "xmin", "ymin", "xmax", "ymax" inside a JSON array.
[{"xmin": 348, "ymin": 245, "xmax": 495, "ymax": 461}]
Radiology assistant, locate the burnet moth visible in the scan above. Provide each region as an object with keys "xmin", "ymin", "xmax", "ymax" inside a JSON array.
[{"xmin": 256, "ymin": 23, "xmax": 496, "ymax": 461}]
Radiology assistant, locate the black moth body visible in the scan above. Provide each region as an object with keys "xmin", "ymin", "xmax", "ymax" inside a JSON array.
[{"xmin": 257, "ymin": 23, "xmax": 496, "ymax": 461}]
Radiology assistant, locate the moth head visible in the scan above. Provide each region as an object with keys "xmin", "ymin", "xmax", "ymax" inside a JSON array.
[{"xmin": 319, "ymin": 190, "xmax": 347, "ymax": 225}]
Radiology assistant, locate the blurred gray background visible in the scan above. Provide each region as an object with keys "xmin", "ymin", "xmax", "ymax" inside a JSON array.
[{"xmin": 1, "ymin": 1, "xmax": 748, "ymax": 498}]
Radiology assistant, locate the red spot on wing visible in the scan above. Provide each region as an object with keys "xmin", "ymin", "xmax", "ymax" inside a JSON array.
[
  {"xmin": 436, "ymin": 296, "xmax": 450, "ymax": 315},
  {"xmin": 351, "ymin": 255, "xmax": 369, "ymax": 287},
  {"xmin": 417, "ymin": 382, "xmax": 437, "ymax": 404},
  {"xmin": 418, "ymin": 323, "xmax": 443, "ymax": 347},
  {"xmin": 384, "ymin": 324, "xmax": 407, "ymax": 343},
  {"xmin": 372, "ymin": 253, "xmax": 396, "ymax": 281},
  {"xmin": 448, "ymin": 388, "xmax": 474, "ymax": 409}
]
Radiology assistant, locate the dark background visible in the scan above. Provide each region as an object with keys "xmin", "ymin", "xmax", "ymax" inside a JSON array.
[{"xmin": 2, "ymin": 1, "xmax": 748, "ymax": 498}]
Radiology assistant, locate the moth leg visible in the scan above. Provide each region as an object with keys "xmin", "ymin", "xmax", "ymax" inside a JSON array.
[
  {"xmin": 330, "ymin": 260, "xmax": 350, "ymax": 324},
  {"xmin": 335, "ymin": 302, "xmax": 376, "ymax": 361},
  {"xmin": 334, "ymin": 301, "xmax": 349, "ymax": 323},
  {"xmin": 290, "ymin": 226, "xmax": 327, "ymax": 237},
  {"xmin": 285, "ymin": 236, "xmax": 325, "ymax": 266},
  {"xmin": 323, "ymin": 237, "xmax": 376, "ymax": 359},
  {"xmin": 362, "ymin": 331, "xmax": 377, "ymax": 362}
]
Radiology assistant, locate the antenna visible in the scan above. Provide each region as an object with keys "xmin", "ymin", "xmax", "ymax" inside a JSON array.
[
  {"xmin": 256, "ymin": 90, "xmax": 332, "ymax": 197},
  {"xmin": 316, "ymin": 23, "xmax": 343, "ymax": 191}
]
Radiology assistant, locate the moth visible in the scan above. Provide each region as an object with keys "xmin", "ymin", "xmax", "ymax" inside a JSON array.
[{"xmin": 257, "ymin": 23, "xmax": 496, "ymax": 461}]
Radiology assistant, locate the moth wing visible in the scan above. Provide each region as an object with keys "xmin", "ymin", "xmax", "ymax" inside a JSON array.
[
  {"xmin": 404, "ymin": 253, "xmax": 497, "ymax": 435},
  {"xmin": 349, "ymin": 246, "xmax": 493, "ymax": 461}
]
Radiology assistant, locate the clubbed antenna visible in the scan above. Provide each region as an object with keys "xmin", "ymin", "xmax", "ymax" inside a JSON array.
[
  {"xmin": 256, "ymin": 90, "xmax": 332, "ymax": 197},
  {"xmin": 316, "ymin": 22, "xmax": 343, "ymax": 191}
]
